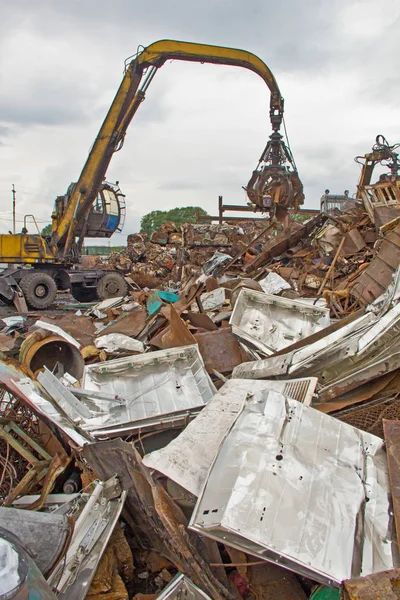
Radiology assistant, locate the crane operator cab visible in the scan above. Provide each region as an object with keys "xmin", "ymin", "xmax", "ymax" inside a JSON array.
[{"xmin": 52, "ymin": 181, "xmax": 126, "ymax": 239}]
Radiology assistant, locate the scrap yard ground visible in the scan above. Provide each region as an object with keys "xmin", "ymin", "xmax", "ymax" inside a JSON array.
[{"xmin": 2, "ymin": 176, "xmax": 400, "ymax": 597}]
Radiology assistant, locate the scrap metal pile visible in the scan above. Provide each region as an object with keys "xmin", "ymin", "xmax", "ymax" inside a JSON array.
[
  {"xmin": 3, "ymin": 162, "xmax": 400, "ymax": 598},
  {"xmin": 103, "ymin": 220, "xmax": 268, "ymax": 289}
]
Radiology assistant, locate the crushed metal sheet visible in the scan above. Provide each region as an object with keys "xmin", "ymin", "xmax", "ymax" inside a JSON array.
[
  {"xmin": 157, "ymin": 572, "xmax": 212, "ymax": 599},
  {"xmin": 229, "ymin": 288, "xmax": 330, "ymax": 356},
  {"xmin": 81, "ymin": 439, "xmax": 234, "ymax": 600},
  {"xmin": 94, "ymin": 333, "xmax": 145, "ymax": 353},
  {"xmin": 78, "ymin": 344, "xmax": 216, "ymax": 437},
  {"xmin": 232, "ymin": 311, "xmax": 375, "ymax": 380},
  {"xmin": 258, "ymin": 272, "xmax": 292, "ymax": 295},
  {"xmin": 143, "ymin": 377, "xmax": 317, "ymax": 496},
  {"xmin": 47, "ymin": 476, "xmax": 126, "ymax": 600},
  {"xmin": 189, "ymin": 389, "xmax": 398, "ymax": 586}
]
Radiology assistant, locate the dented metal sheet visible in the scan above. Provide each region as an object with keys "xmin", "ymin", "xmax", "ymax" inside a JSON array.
[
  {"xmin": 47, "ymin": 476, "xmax": 126, "ymax": 600},
  {"xmin": 189, "ymin": 390, "xmax": 397, "ymax": 586},
  {"xmin": 158, "ymin": 573, "xmax": 212, "ymax": 599},
  {"xmin": 143, "ymin": 377, "xmax": 317, "ymax": 496},
  {"xmin": 232, "ymin": 312, "xmax": 373, "ymax": 380},
  {"xmin": 230, "ymin": 288, "xmax": 330, "ymax": 356},
  {"xmin": 79, "ymin": 345, "xmax": 216, "ymax": 437}
]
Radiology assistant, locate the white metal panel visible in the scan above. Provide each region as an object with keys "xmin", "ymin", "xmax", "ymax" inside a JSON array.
[
  {"xmin": 230, "ymin": 288, "xmax": 330, "ymax": 356},
  {"xmin": 143, "ymin": 377, "xmax": 317, "ymax": 496},
  {"xmin": 190, "ymin": 390, "xmax": 397, "ymax": 587}
]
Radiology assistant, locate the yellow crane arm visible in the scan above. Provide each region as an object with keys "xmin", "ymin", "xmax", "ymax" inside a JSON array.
[{"xmin": 51, "ymin": 39, "xmax": 284, "ymax": 257}]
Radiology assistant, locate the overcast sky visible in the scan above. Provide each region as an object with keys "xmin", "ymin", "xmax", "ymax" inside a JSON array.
[{"xmin": 1, "ymin": 0, "xmax": 400, "ymax": 245}]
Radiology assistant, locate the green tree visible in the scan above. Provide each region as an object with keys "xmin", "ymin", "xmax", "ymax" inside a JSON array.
[
  {"xmin": 41, "ymin": 223, "xmax": 52, "ymax": 236},
  {"xmin": 140, "ymin": 206, "xmax": 208, "ymax": 236}
]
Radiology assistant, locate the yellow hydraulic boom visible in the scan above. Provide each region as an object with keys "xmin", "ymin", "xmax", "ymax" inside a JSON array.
[
  {"xmin": 52, "ymin": 39, "xmax": 301, "ymax": 260},
  {"xmin": 0, "ymin": 40, "xmax": 303, "ymax": 309}
]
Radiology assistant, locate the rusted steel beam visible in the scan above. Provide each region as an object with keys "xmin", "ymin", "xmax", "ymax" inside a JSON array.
[
  {"xmin": 383, "ymin": 419, "xmax": 400, "ymax": 550},
  {"xmin": 342, "ymin": 568, "xmax": 400, "ymax": 599}
]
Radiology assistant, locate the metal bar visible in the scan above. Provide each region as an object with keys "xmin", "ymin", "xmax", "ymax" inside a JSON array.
[
  {"xmin": 0, "ymin": 428, "xmax": 39, "ymax": 465},
  {"xmin": 317, "ymin": 237, "xmax": 345, "ymax": 294},
  {"xmin": 7, "ymin": 422, "xmax": 52, "ymax": 461},
  {"xmin": 196, "ymin": 215, "xmax": 267, "ymax": 223}
]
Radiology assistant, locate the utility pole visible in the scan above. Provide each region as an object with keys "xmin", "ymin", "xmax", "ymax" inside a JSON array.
[{"xmin": 12, "ymin": 184, "xmax": 16, "ymax": 234}]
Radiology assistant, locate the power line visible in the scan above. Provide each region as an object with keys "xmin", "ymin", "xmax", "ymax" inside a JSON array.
[{"xmin": 0, "ymin": 216, "xmax": 50, "ymax": 223}]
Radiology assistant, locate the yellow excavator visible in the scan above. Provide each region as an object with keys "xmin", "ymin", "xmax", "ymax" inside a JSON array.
[{"xmin": 0, "ymin": 39, "xmax": 303, "ymax": 309}]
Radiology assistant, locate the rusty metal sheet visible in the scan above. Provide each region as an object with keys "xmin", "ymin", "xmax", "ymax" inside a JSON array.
[
  {"xmin": 383, "ymin": 420, "xmax": 400, "ymax": 551},
  {"xmin": 349, "ymin": 222, "xmax": 400, "ymax": 305},
  {"xmin": 97, "ymin": 308, "xmax": 147, "ymax": 338},
  {"xmin": 342, "ymin": 229, "xmax": 366, "ymax": 256},
  {"xmin": 194, "ymin": 327, "xmax": 244, "ymax": 374},
  {"xmin": 40, "ymin": 315, "xmax": 96, "ymax": 347},
  {"xmin": 161, "ymin": 306, "xmax": 198, "ymax": 349},
  {"xmin": 183, "ymin": 312, "xmax": 218, "ymax": 331},
  {"xmin": 342, "ymin": 568, "xmax": 400, "ymax": 599},
  {"xmin": 81, "ymin": 439, "xmax": 234, "ymax": 600}
]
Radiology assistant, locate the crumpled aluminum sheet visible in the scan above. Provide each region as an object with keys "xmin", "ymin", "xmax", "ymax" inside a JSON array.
[
  {"xmin": 189, "ymin": 389, "xmax": 398, "ymax": 586},
  {"xmin": 157, "ymin": 573, "xmax": 211, "ymax": 599},
  {"xmin": 80, "ymin": 345, "xmax": 216, "ymax": 437},
  {"xmin": 143, "ymin": 377, "xmax": 317, "ymax": 497},
  {"xmin": 229, "ymin": 288, "xmax": 330, "ymax": 356},
  {"xmin": 259, "ymin": 272, "xmax": 291, "ymax": 295}
]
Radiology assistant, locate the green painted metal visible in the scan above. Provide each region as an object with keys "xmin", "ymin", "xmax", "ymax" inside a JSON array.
[{"xmin": 310, "ymin": 586, "xmax": 340, "ymax": 600}]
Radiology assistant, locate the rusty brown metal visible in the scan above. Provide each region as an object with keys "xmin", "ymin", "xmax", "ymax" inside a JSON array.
[
  {"xmin": 226, "ymin": 547, "xmax": 307, "ymax": 600},
  {"xmin": 342, "ymin": 568, "xmax": 400, "ymax": 599},
  {"xmin": 194, "ymin": 327, "xmax": 245, "ymax": 374},
  {"xmin": 161, "ymin": 306, "xmax": 198, "ymax": 349},
  {"xmin": 81, "ymin": 439, "xmax": 235, "ymax": 600},
  {"xmin": 182, "ymin": 312, "xmax": 218, "ymax": 331},
  {"xmin": 0, "ymin": 418, "xmax": 69, "ymax": 507},
  {"xmin": 24, "ymin": 452, "xmax": 71, "ymax": 511},
  {"xmin": 348, "ymin": 221, "xmax": 400, "ymax": 305},
  {"xmin": 383, "ymin": 420, "xmax": 400, "ymax": 551},
  {"xmin": 19, "ymin": 329, "xmax": 84, "ymax": 379}
]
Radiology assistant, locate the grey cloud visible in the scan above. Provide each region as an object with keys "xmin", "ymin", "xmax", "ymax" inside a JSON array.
[
  {"xmin": 157, "ymin": 181, "xmax": 206, "ymax": 191},
  {"xmin": 0, "ymin": 76, "xmax": 92, "ymax": 127},
  {"xmin": 0, "ymin": 125, "xmax": 10, "ymax": 146},
  {"xmin": 1, "ymin": 0, "xmax": 353, "ymax": 72}
]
